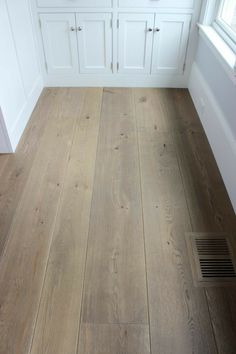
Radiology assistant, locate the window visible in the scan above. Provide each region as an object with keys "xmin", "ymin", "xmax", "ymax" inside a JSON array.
[
  {"xmin": 200, "ymin": 0, "xmax": 236, "ymax": 77},
  {"xmin": 219, "ymin": 0, "xmax": 236, "ymax": 31},
  {"xmin": 214, "ymin": 0, "xmax": 236, "ymax": 52}
]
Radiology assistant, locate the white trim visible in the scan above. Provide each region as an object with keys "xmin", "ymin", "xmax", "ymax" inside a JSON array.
[
  {"xmin": 0, "ymin": 108, "xmax": 12, "ymax": 153},
  {"xmin": 9, "ymin": 76, "xmax": 43, "ymax": 151},
  {"xmin": 198, "ymin": 24, "xmax": 236, "ymax": 84},
  {"xmin": 201, "ymin": 0, "xmax": 236, "ymax": 52},
  {"xmin": 215, "ymin": 0, "xmax": 236, "ymax": 49},
  {"xmin": 44, "ymin": 73, "xmax": 189, "ymax": 87},
  {"xmin": 189, "ymin": 62, "xmax": 236, "ymax": 213},
  {"xmin": 200, "ymin": 0, "xmax": 219, "ymax": 25},
  {"xmin": 212, "ymin": 21, "xmax": 236, "ymax": 53},
  {"xmin": 35, "ymin": 8, "xmax": 194, "ymax": 14}
]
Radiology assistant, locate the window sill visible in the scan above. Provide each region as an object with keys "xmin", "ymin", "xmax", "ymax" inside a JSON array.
[{"xmin": 198, "ymin": 24, "xmax": 236, "ymax": 85}]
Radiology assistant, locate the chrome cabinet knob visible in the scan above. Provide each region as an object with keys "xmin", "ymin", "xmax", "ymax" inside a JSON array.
[
  {"xmin": 77, "ymin": 26, "xmax": 83, "ymax": 31},
  {"xmin": 155, "ymin": 28, "xmax": 160, "ymax": 32},
  {"xmin": 148, "ymin": 28, "xmax": 153, "ymax": 32},
  {"xmin": 70, "ymin": 26, "xmax": 76, "ymax": 31}
]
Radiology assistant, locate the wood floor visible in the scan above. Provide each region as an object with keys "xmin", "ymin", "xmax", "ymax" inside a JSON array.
[{"xmin": 0, "ymin": 88, "xmax": 236, "ymax": 354}]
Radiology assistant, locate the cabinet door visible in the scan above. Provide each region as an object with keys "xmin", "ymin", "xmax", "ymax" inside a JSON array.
[
  {"xmin": 118, "ymin": 13, "xmax": 154, "ymax": 74},
  {"xmin": 152, "ymin": 14, "xmax": 191, "ymax": 75},
  {"xmin": 76, "ymin": 13, "xmax": 112, "ymax": 74},
  {"xmin": 40, "ymin": 13, "xmax": 78, "ymax": 75}
]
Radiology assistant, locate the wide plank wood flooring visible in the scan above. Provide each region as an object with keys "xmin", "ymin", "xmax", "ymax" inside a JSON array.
[{"xmin": 0, "ymin": 88, "xmax": 236, "ymax": 354}]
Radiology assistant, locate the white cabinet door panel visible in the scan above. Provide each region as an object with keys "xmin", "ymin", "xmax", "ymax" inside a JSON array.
[
  {"xmin": 40, "ymin": 13, "xmax": 78, "ymax": 75},
  {"xmin": 76, "ymin": 13, "xmax": 112, "ymax": 74},
  {"xmin": 118, "ymin": 13, "xmax": 154, "ymax": 74},
  {"xmin": 152, "ymin": 14, "xmax": 191, "ymax": 75}
]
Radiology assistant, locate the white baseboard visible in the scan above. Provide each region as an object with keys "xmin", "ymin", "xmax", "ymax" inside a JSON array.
[
  {"xmin": 45, "ymin": 73, "xmax": 188, "ymax": 88},
  {"xmin": 9, "ymin": 76, "xmax": 43, "ymax": 151},
  {"xmin": 0, "ymin": 107, "xmax": 12, "ymax": 153},
  {"xmin": 189, "ymin": 62, "xmax": 236, "ymax": 213}
]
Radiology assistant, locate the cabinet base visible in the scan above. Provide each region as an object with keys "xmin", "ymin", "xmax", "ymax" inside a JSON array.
[{"xmin": 44, "ymin": 73, "xmax": 188, "ymax": 88}]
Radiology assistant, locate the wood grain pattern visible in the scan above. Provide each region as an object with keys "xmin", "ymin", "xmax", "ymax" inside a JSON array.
[
  {"xmin": 30, "ymin": 88, "xmax": 102, "ymax": 354},
  {"xmin": 0, "ymin": 89, "xmax": 85, "ymax": 354},
  {"xmin": 134, "ymin": 88, "xmax": 217, "ymax": 354},
  {"xmin": 80, "ymin": 88, "xmax": 148, "ymax": 326},
  {"xmin": 0, "ymin": 88, "xmax": 236, "ymax": 354},
  {"xmin": 170, "ymin": 89, "xmax": 236, "ymax": 354},
  {"xmin": 0, "ymin": 89, "xmax": 57, "ymax": 256},
  {"xmin": 78, "ymin": 324, "xmax": 150, "ymax": 354},
  {"xmin": 0, "ymin": 154, "xmax": 9, "ymax": 175}
]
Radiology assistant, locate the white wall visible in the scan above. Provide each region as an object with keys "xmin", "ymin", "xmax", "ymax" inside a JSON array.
[
  {"xmin": 0, "ymin": 0, "xmax": 43, "ymax": 152},
  {"xmin": 195, "ymin": 39, "xmax": 236, "ymax": 137},
  {"xmin": 189, "ymin": 36, "xmax": 236, "ymax": 212}
]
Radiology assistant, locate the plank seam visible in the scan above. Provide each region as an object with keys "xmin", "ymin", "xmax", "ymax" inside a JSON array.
[
  {"xmin": 75, "ymin": 88, "xmax": 104, "ymax": 354},
  {"xmin": 132, "ymin": 88, "xmax": 153, "ymax": 354},
  {"xmin": 170, "ymin": 127, "xmax": 220, "ymax": 354},
  {"xmin": 28, "ymin": 88, "xmax": 87, "ymax": 354},
  {"xmin": 0, "ymin": 89, "xmax": 49, "ymax": 261}
]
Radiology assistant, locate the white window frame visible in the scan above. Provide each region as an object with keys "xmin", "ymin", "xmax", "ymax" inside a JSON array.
[
  {"xmin": 213, "ymin": 0, "xmax": 236, "ymax": 53},
  {"xmin": 199, "ymin": 0, "xmax": 236, "ymax": 82}
]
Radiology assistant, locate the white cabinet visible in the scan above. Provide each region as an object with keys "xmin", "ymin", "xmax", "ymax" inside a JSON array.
[
  {"xmin": 117, "ymin": 13, "xmax": 191, "ymax": 76},
  {"xmin": 118, "ymin": 13, "xmax": 154, "ymax": 74},
  {"xmin": 118, "ymin": 0, "xmax": 194, "ymax": 9},
  {"xmin": 40, "ymin": 13, "xmax": 78, "ymax": 75},
  {"xmin": 151, "ymin": 14, "xmax": 191, "ymax": 74},
  {"xmin": 40, "ymin": 13, "xmax": 112, "ymax": 75},
  {"xmin": 38, "ymin": 9, "xmax": 193, "ymax": 85},
  {"xmin": 76, "ymin": 13, "xmax": 112, "ymax": 74},
  {"xmin": 37, "ymin": 0, "xmax": 112, "ymax": 8}
]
